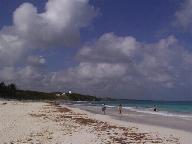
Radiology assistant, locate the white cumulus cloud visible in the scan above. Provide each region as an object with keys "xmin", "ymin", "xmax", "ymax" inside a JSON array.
[
  {"xmin": 175, "ymin": 0, "xmax": 192, "ymax": 32},
  {"xmin": 49, "ymin": 33, "xmax": 192, "ymax": 99},
  {"xmin": 0, "ymin": 0, "xmax": 97, "ymax": 69}
]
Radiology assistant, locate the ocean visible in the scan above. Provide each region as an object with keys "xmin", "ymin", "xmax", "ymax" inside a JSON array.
[{"xmin": 71, "ymin": 100, "xmax": 192, "ymax": 120}]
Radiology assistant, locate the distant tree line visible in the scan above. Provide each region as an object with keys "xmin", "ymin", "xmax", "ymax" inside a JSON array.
[
  {"xmin": 64, "ymin": 93, "xmax": 101, "ymax": 101},
  {"xmin": 0, "ymin": 81, "xmax": 102, "ymax": 101},
  {"xmin": 0, "ymin": 82, "xmax": 16, "ymax": 99},
  {"xmin": 0, "ymin": 81, "xmax": 57, "ymax": 100}
]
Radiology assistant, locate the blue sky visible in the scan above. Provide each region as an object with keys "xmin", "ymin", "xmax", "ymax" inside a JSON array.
[
  {"xmin": 0, "ymin": 0, "xmax": 182, "ymax": 42},
  {"xmin": 0, "ymin": 0, "xmax": 192, "ymax": 100},
  {"xmin": 87, "ymin": 0, "xmax": 179, "ymax": 41}
]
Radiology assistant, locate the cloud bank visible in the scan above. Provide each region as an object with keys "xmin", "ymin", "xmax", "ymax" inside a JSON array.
[
  {"xmin": 0, "ymin": 0, "xmax": 192, "ymax": 100},
  {"xmin": 51, "ymin": 33, "xmax": 192, "ymax": 100},
  {"xmin": 0, "ymin": 0, "xmax": 97, "ymax": 89}
]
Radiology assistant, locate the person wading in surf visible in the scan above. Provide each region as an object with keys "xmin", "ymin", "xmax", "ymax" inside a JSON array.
[
  {"xmin": 118, "ymin": 104, "xmax": 123, "ymax": 114},
  {"xmin": 102, "ymin": 103, "xmax": 106, "ymax": 115}
]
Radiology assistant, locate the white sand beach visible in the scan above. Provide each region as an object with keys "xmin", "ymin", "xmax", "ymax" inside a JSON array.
[{"xmin": 0, "ymin": 100, "xmax": 191, "ymax": 144}]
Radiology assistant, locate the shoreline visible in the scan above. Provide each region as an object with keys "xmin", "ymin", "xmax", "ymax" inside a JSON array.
[
  {"xmin": 64, "ymin": 103, "xmax": 192, "ymax": 143},
  {"xmin": 66, "ymin": 104, "xmax": 192, "ymax": 133},
  {"xmin": 0, "ymin": 100, "xmax": 191, "ymax": 143}
]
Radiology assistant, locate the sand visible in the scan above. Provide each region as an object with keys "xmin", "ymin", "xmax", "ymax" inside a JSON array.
[{"xmin": 0, "ymin": 100, "xmax": 191, "ymax": 144}]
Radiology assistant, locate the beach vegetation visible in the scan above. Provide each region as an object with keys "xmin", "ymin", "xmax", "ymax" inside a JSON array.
[{"xmin": 0, "ymin": 81, "xmax": 101, "ymax": 101}]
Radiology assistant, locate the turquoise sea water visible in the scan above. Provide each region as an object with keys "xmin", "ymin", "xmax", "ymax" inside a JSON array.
[
  {"xmin": 71, "ymin": 100, "xmax": 192, "ymax": 120},
  {"xmin": 95, "ymin": 100, "xmax": 192, "ymax": 113}
]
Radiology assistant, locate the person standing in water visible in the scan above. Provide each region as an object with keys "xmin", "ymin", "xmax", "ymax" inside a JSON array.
[
  {"xmin": 118, "ymin": 104, "xmax": 123, "ymax": 114},
  {"xmin": 102, "ymin": 103, "xmax": 106, "ymax": 115},
  {"xmin": 153, "ymin": 105, "xmax": 158, "ymax": 112}
]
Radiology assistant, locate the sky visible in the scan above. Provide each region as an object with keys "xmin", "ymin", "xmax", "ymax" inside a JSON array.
[{"xmin": 1, "ymin": 0, "xmax": 192, "ymax": 100}]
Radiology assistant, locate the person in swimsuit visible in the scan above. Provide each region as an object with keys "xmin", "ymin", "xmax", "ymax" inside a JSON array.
[
  {"xmin": 102, "ymin": 103, "xmax": 106, "ymax": 115},
  {"xmin": 153, "ymin": 105, "xmax": 158, "ymax": 112},
  {"xmin": 118, "ymin": 104, "xmax": 122, "ymax": 114}
]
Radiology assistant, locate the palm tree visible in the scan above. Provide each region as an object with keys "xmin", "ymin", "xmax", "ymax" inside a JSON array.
[
  {"xmin": 0, "ymin": 82, "xmax": 17, "ymax": 99},
  {"xmin": 0, "ymin": 82, "xmax": 6, "ymax": 98},
  {"xmin": 9, "ymin": 83, "xmax": 16, "ymax": 98}
]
